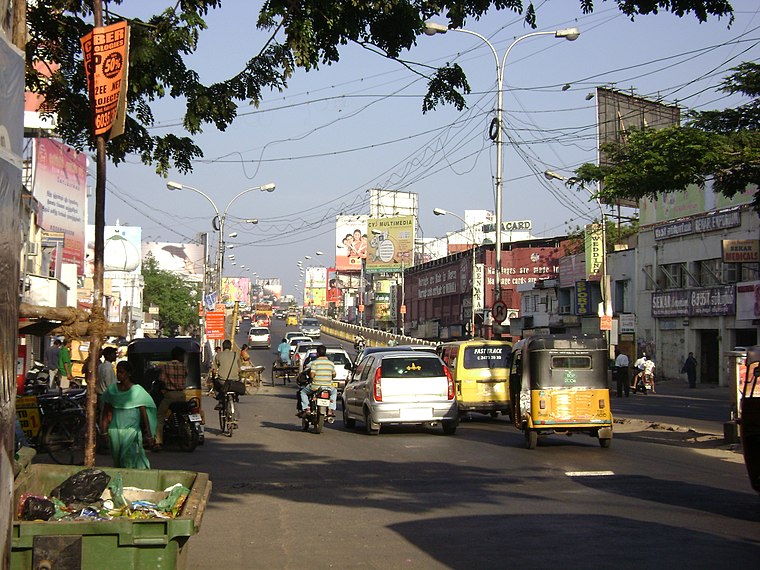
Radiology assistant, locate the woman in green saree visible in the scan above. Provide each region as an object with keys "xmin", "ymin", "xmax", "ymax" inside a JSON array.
[{"xmin": 100, "ymin": 361, "xmax": 157, "ymax": 469}]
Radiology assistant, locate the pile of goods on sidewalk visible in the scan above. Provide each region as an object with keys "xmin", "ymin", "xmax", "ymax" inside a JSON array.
[{"xmin": 17, "ymin": 468, "xmax": 189, "ymax": 522}]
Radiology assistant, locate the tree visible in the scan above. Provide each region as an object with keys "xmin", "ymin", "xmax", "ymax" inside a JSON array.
[
  {"xmin": 574, "ymin": 62, "xmax": 760, "ymax": 211},
  {"xmin": 142, "ymin": 254, "xmax": 200, "ymax": 336},
  {"xmin": 26, "ymin": 1, "xmax": 735, "ymax": 175}
]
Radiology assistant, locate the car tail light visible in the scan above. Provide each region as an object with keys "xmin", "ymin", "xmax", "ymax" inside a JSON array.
[
  {"xmin": 444, "ymin": 366, "xmax": 455, "ymax": 400},
  {"xmin": 373, "ymin": 367, "xmax": 382, "ymax": 402}
]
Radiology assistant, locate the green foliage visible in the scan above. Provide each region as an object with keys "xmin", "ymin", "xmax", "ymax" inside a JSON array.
[
  {"xmin": 142, "ymin": 254, "xmax": 200, "ymax": 336},
  {"xmin": 573, "ymin": 62, "xmax": 760, "ymax": 212},
  {"xmin": 26, "ymin": 1, "xmax": 735, "ymax": 174}
]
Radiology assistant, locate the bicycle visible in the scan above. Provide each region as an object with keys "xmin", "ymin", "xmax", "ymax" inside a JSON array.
[{"xmin": 218, "ymin": 390, "xmax": 239, "ymax": 437}]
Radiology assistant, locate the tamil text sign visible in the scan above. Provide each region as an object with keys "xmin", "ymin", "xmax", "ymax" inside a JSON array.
[{"xmin": 652, "ymin": 286, "xmax": 735, "ymax": 317}]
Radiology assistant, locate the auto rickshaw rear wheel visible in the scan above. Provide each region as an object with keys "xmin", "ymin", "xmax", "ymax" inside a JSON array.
[
  {"xmin": 524, "ymin": 428, "xmax": 538, "ymax": 449},
  {"xmin": 599, "ymin": 437, "xmax": 611, "ymax": 448}
]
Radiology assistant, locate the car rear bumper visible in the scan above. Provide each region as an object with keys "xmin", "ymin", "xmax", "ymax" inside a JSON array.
[{"xmin": 369, "ymin": 401, "xmax": 458, "ymax": 424}]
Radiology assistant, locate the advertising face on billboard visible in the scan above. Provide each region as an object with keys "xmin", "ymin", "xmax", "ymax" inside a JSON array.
[
  {"xmin": 142, "ymin": 242, "xmax": 205, "ymax": 281},
  {"xmin": 335, "ymin": 215, "xmax": 368, "ymax": 271},
  {"xmin": 366, "ymin": 216, "xmax": 415, "ymax": 273},
  {"xmin": 222, "ymin": 277, "xmax": 251, "ymax": 305},
  {"xmin": 33, "ymin": 138, "xmax": 87, "ymax": 274}
]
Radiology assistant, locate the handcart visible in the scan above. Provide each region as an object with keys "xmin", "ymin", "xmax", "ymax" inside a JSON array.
[{"xmin": 271, "ymin": 362, "xmax": 299, "ymax": 386}]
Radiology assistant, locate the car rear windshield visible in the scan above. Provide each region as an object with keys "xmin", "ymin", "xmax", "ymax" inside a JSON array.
[
  {"xmin": 250, "ymin": 328, "xmax": 268, "ymax": 335},
  {"xmin": 328, "ymin": 352, "xmax": 348, "ymax": 365},
  {"xmin": 463, "ymin": 345, "xmax": 511, "ymax": 369},
  {"xmin": 380, "ymin": 357, "xmax": 444, "ymax": 378},
  {"xmin": 302, "ymin": 319, "xmax": 319, "ymax": 326}
]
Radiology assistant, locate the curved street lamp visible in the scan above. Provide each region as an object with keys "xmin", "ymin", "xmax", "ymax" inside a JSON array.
[
  {"xmin": 434, "ymin": 208, "xmax": 480, "ymax": 337},
  {"xmin": 425, "ymin": 22, "xmax": 580, "ymax": 314},
  {"xmin": 166, "ymin": 180, "xmax": 275, "ymax": 303}
]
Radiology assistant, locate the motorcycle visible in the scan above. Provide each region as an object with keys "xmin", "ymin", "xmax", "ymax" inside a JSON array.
[
  {"xmin": 297, "ymin": 379, "xmax": 335, "ymax": 434},
  {"xmin": 24, "ymin": 361, "xmax": 52, "ymax": 395},
  {"xmin": 632, "ymin": 370, "xmax": 655, "ymax": 394},
  {"xmin": 161, "ymin": 396, "xmax": 204, "ymax": 451},
  {"xmin": 354, "ymin": 336, "xmax": 366, "ymax": 353}
]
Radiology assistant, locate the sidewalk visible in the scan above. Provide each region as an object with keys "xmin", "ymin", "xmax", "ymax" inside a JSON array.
[{"xmin": 611, "ymin": 379, "xmax": 734, "ymax": 436}]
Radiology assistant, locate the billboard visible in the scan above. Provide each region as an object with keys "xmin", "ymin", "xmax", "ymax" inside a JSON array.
[
  {"xmin": 33, "ymin": 138, "xmax": 87, "ymax": 274},
  {"xmin": 222, "ymin": 277, "xmax": 251, "ymax": 305},
  {"xmin": 142, "ymin": 242, "xmax": 205, "ymax": 282},
  {"xmin": 335, "ymin": 214, "xmax": 368, "ymax": 271},
  {"xmin": 305, "ymin": 267, "xmax": 327, "ymax": 307},
  {"xmin": 254, "ymin": 277, "xmax": 282, "ymax": 300},
  {"xmin": 366, "ymin": 216, "xmax": 415, "ymax": 273},
  {"xmin": 597, "ymin": 88, "xmax": 680, "ymax": 208}
]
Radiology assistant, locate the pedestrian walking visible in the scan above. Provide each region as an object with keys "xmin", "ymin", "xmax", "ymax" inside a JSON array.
[
  {"xmin": 45, "ymin": 339, "xmax": 61, "ymax": 388},
  {"xmin": 682, "ymin": 352, "xmax": 698, "ymax": 388},
  {"xmin": 57, "ymin": 338, "xmax": 74, "ymax": 389},
  {"xmin": 614, "ymin": 348, "xmax": 630, "ymax": 397}
]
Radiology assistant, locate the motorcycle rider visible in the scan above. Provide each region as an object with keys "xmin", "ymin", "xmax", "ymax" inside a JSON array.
[
  {"xmin": 633, "ymin": 353, "xmax": 656, "ymax": 394},
  {"xmin": 298, "ymin": 344, "xmax": 337, "ymax": 418},
  {"xmin": 354, "ymin": 333, "xmax": 366, "ymax": 352}
]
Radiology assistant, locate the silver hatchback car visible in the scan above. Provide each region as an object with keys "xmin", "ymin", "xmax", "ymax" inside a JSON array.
[{"xmin": 341, "ymin": 351, "xmax": 458, "ymax": 435}]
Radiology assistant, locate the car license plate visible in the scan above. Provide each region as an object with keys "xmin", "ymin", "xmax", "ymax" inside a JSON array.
[
  {"xmin": 188, "ymin": 413, "xmax": 202, "ymax": 422},
  {"xmin": 400, "ymin": 408, "xmax": 432, "ymax": 421},
  {"xmin": 316, "ymin": 398, "xmax": 331, "ymax": 407}
]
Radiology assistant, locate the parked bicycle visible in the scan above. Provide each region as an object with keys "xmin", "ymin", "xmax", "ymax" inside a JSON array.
[{"xmin": 16, "ymin": 389, "xmax": 88, "ymax": 465}]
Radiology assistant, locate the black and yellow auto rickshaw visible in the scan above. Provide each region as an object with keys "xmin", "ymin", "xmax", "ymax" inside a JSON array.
[
  {"xmin": 509, "ymin": 334, "xmax": 613, "ymax": 449},
  {"xmin": 739, "ymin": 346, "xmax": 760, "ymax": 494},
  {"xmin": 127, "ymin": 338, "xmax": 204, "ymax": 442}
]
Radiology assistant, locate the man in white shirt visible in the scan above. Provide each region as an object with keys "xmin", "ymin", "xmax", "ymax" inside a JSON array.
[{"xmin": 614, "ymin": 348, "xmax": 630, "ymax": 398}]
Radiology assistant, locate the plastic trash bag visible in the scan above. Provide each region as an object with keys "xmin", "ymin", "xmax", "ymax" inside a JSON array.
[
  {"xmin": 18, "ymin": 494, "xmax": 56, "ymax": 521},
  {"xmin": 50, "ymin": 468, "xmax": 111, "ymax": 504}
]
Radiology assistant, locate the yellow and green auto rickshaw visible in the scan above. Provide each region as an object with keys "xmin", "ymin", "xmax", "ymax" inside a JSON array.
[{"xmin": 509, "ymin": 334, "xmax": 613, "ymax": 449}]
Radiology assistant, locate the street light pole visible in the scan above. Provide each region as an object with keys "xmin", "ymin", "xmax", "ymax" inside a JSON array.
[
  {"xmin": 544, "ymin": 170, "xmax": 610, "ymax": 320},
  {"xmin": 434, "ymin": 207, "xmax": 478, "ymax": 338},
  {"xmin": 167, "ymin": 181, "xmax": 275, "ymax": 334},
  {"xmin": 425, "ymin": 22, "xmax": 580, "ymax": 312}
]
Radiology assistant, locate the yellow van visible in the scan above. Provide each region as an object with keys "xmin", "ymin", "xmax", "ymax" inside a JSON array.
[{"xmin": 440, "ymin": 340, "xmax": 513, "ymax": 419}]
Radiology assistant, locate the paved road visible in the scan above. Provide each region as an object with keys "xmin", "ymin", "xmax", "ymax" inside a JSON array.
[
  {"xmin": 27, "ymin": 323, "xmax": 757, "ymax": 568},
  {"xmin": 132, "ymin": 321, "xmax": 760, "ymax": 569}
]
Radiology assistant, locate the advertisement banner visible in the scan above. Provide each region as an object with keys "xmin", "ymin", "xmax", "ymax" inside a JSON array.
[
  {"xmin": 142, "ymin": 242, "xmax": 205, "ymax": 281},
  {"xmin": 335, "ymin": 215, "xmax": 368, "ymax": 271},
  {"xmin": 205, "ymin": 311, "xmax": 225, "ymax": 340},
  {"xmin": 366, "ymin": 216, "xmax": 415, "ymax": 273},
  {"xmin": 736, "ymin": 281, "xmax": 760, "ymax": 321},
  {"xmin": 584, "ymin": 223, "xmax": 603, "ymax": 281},
  {"xmin": 222, "ymin": 277, "xmax": 251, "ymax": 306},
  {"xmin": 80, "ymin": 20, "xmax": 130, "ymax": 137},
  {"xmin": 473, "ymin": 263, "xmax": 484, "ymax": 312},
  {"xmin": 33, "ymin": 138, "xmax": 87, "ymax": 274}
]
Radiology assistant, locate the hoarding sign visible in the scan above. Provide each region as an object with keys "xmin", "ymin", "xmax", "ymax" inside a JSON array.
[
  {"xmin": 205, "ymin": 311, "xmax": 225, "ymax": 340},
  {"xmin": 335, "ymin": 215, "xmax": 368, "ymax": 271},
  {"xmin": 366, "ymin": 216, "xmax": 415, "ymax": 273}
]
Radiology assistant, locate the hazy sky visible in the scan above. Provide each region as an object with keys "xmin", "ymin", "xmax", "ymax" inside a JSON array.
[{"xmin": 91, "ymin": 0, "xmax": 760, "ymax": 298}]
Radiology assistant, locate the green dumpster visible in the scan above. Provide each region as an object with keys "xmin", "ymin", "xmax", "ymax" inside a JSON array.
[{"xmin": 11, "ymin": 449, "xmax": 211, "ymax": 569}]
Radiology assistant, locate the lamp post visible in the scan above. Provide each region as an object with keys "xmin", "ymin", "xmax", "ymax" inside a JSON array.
[
  {"xmin": 425, "ymin": 22, "xmax": 580, "ymax": 311},
  {"xmin": 434, "ymin": 207, "xmax": 478, "ymax": 338},
  {"xmin": 543, "ymin": 170, "xmax": 610, "ymax": 323},
  {"xmin": 166, "ymin": 181, "xmax": 275, "ymax": 307}
]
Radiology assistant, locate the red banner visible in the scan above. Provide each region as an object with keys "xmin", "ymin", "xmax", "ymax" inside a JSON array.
[{"xmin": 205, "ymin": 311, "xmax": 226, "ymax": 340}]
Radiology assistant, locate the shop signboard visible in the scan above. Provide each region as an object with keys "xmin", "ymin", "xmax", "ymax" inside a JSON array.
[{"xmin": 652, "ymin": 286, "xmax": 735, "ymax": 317}]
